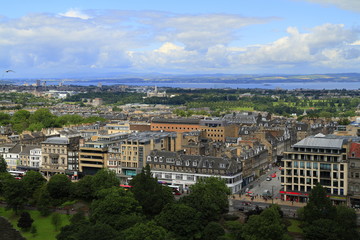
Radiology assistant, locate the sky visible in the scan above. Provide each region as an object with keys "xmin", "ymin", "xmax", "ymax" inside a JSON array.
[{"xmin": 0, "ymin": 0, "xmax": 360, "ymax": 78}]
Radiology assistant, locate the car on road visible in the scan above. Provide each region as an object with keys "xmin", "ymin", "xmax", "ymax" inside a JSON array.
[
  {"xmin": 271, "ymin": 173, "xmax": 276, "ymax": 178},
  {"xmin": 266, "ymin": 176, "xmax": 271, "ymax": 181}
]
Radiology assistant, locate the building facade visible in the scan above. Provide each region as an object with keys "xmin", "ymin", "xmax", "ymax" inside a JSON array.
[
  {"xmin": 281, "ymin": 134, "xmax": 350, "ymax": 204},
  {"xmin": 147, "ymin": 150, "xmax": 243, "ymax": 193}
]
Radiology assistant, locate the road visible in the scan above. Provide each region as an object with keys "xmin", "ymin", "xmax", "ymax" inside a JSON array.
[{"xmin": 242, "ymin": 167, "xmax": 282, "ymax": 199}]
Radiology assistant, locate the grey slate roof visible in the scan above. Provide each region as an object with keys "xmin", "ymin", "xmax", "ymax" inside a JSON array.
[
  {"xmin": 42, "ymin": 137, "xmax": 69, "ymax": 145},
  {"xmin": 294, "ymin": 135, "xmax": 345, "ymax": 149}
]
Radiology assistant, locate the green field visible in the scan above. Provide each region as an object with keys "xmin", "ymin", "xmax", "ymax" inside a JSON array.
[{"xmin": 0, "ymin": 208, "xmax": 70, "ymax": 240}]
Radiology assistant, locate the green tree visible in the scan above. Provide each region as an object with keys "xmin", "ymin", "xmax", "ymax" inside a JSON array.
[
  {"xmin": 22, "ymin": 170, "xmax": 46, "ymax": 200},
  {"xmin": 181, "ymin": 177, "xmax": 230, "ymax": 223},
  {"xmin": 224, "ymin": 221, "xmax": 243, "ymax": 240},
  {"xmin": 338, "ymin": 118, "xmax": 350, "ymax": 125},
  {"xmin": 27, "ymin": 122, "xmax": 45, "ymax": 131},
  {"xmin": 17, "ymin": 211, "xmax": 34, "ymax": 231},
  {"xmin": 29, "ymin": 108, "xmax": 57, "ymax": 128},
  {"xmin": 0, "ymin": 172, "xmax": 13, "ymax": 196},
  {"xmin": 156, "ymin": 203, "xmax": 201, "ymax": 240},
  {"xmin": 130, "ymin": 165, "xmax": 174, "ymax": 217},
  {"xmin": 56, "ymin": 210, "xmax": 88, "ymax": 240},
  {"xmin": 122, "ymin": 221, "xmax": 172, "ymax": 240},
  {"xmin": 47, "ymin": 174, "xmax": 72, "ymax": 205},
  {"xmin": 11, "ymin": 110, "xmax": 30, "ymax": 133},
  {"xmin": 303, "ymin": 183, "xmax": 336, "ymax": 223},
  {"xmin": 0, "ymin": 155, "xmax": 7, "ymax": 172},
  {"xmin": 241, "ymin": 205, "xmax": 286, "ymax": 240},
  {"xmin": 51, "ymin": 212, "xmax": 62, "ymax": 231},
  {"xmin": 90, "ymin": 187, "xmax": 143, "ymax": 231},
  {"xmin": 0, "ymin": 112, "xmax": 11, "ymax": 125},
  {"xmin": 202, "ymin": 222, "xmax": 225, "ymax": 240},
  {"xmin": 4, "ymin": 178, "xmax": 27, "ymax": 214},
  {"xmin": 92, "ymin": 169, "xmax": 119, "ymax": 195},
  {"xmin": 71, "ymin": 175, "xmax": 95, "ymax": 201},
  {"xmin": 36, "ymin": 183, "xmax": 52, "ymax": 216},
  {"xmin": 334, "ymin": 205, "xmax": 359, "ymax": 240},
  {"xmin": 303, "ymin": 218, "xmax": 338, "ymax": 240},
  {"xmin": 57, "ymin": 221, "xmax": 118, "ymax": 240}
]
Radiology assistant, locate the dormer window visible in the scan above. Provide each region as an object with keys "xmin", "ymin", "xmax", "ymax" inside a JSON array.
[
  {"xmin": 159, "ymin": 157, "xmax": 163, "ymax": 162},
  {"xmin": 176, "ymin": 160, "xmax": 181, "ymax": 165},
  {"xmin": 220, "ymin": 163, "xmax": 226, "ymax": 168},
  {"xmin": 193, "ymin": 161, "xmax": 197, "ymax": 167},
  {"xmin": 154, "ymin": 156, "xmax": 158, "ymax": 162},
  {"xmin": 147, "ymin": 156, "xmax": 151, "ymax": 162},
  {"xmin": 185, "ymin": 160, "xmax": 190, "ymax": 166}
]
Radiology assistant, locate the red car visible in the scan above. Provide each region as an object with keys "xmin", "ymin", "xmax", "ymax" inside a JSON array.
[{"xmin": 271, "ymin": 173, "xmax": 276, "ymax": 178}]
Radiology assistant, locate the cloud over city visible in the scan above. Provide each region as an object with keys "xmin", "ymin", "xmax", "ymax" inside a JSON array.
[{"xmin": 0, "ymin": 9, "xmax": 359, "ymax": 76}]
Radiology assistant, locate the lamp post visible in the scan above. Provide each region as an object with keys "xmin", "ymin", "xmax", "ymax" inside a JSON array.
[{"xmin": 272, "ymin": 185, "xmax": 274, "ymax": 204}]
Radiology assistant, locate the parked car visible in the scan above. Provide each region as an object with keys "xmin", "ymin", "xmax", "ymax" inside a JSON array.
[{"xmin": 266, "ymin": 176, "xmax": 271, "ymax": 181}]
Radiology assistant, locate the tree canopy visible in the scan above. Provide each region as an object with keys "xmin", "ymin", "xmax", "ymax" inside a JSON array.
[
  {"xmin": 130, "ymin": 165, "xmax": 174, "ymax": 217},
  {"xmin": 181, "ymin": 177, "xmax": 230, "ymax": 223}
]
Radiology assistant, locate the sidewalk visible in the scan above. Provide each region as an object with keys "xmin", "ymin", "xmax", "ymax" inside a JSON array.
[{"xmin": 230, "ymin": 194, "xmax": 306, "ymax": 208}]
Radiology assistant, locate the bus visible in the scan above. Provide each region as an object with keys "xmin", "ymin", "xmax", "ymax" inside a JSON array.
[{"xmin": 8, "ymin": 170, "xmax": 26, "ymax": 179}]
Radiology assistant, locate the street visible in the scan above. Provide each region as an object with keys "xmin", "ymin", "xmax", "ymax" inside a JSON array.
[{"xmin": 243, "ymin": 168, "xmax": 282, "ymax": 199}]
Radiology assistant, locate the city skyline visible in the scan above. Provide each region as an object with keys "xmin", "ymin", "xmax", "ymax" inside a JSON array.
[{"xmin": 1, "ymin": 0, "xmax": 360, "ymax": 78}]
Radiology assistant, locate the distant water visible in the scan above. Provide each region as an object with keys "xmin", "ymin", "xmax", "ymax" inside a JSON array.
[{"xmin": 12, "ymin": 79, "xmax": 360, "ymax": 90}]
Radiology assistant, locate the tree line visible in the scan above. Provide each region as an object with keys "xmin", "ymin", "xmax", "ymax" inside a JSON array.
[
  {"xmin": 0, "ymin": 156, "xmax": 358, "ymax": 240},
  {"xmin": 0, "ymin": 108, "xmax": 105, "ymax": 133}
]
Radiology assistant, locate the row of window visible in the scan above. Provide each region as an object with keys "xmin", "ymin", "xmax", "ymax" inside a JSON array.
[
  {"xmin": 283, "ymin": 169, "xmax": 344, "ymax": 178},
  {"xmin": 147, "ymin": 156, "xmax": 226, "ymax": 168},
  {"xmin": 285, "ymin": 161, "xmax": 344, "ymax": 171},
  {"xmin": 43, "ymin": 148, "xmax": 66, "ymax": 154}
]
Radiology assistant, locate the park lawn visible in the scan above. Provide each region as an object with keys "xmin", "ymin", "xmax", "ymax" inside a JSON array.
[
  {"xmin": 0, "ymin": 207, "xmax": 70, "ymax": 240},
  {"xmin": 287, "ymin": 219, "xmax": 303, "ymax": 233}
]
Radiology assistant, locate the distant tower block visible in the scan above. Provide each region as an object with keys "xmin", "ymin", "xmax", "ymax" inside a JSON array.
[
  {"xmin": 98, "ymin": 82, "xmax": 102, "ymax": 88},
  {"xmin": 36, "ymin": 80, "xmax": 41, "ymax": 87},
  {"xmin": 42, "ymin": 81, "xmax": 46, "ymax": 87},
  {"xmin": 59, "ymin": 80, "xmax": 64, "ymax": 87}
]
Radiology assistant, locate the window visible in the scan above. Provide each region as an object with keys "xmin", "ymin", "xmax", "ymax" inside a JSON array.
[
  {"xmin": 159, "ymin": 157, "xmax": 163, "ymax": 162},
  {"xmin": 176, "ymin": 174, "xmax": 182, "ymax": 180},
  {"xmin": 154, "ymin": 156, "xmax": 158, "ymax": 162},
  {"xmin": 313, "ymin": 162, "xmax": 318, "ymax": 169},
  {"xmin": 185, "ymin": 160, "xmax": 190, "ymax": 166},
  {"xmin": 176, "ymin": 160, "xmax": 181, "ymax": 165},
  {"xmin": 187, "ymin": 175, "xmax": 194, "ymax": 181},
  {"xmin": 294, "ymin": 161, "xmax": 298, "ymax": 168},
  {"xmin": 193, "ymin": 161, "xmax": 197, "ymax": 167}
]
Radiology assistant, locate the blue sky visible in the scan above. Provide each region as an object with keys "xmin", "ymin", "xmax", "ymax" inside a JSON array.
[{"xmin": 1, "ymin": 0, "xmax": 360, "ymax": 78}]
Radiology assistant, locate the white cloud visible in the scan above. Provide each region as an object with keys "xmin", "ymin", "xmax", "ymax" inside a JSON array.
[
  {"xmin": 0, "ymin": 10, "xmax": 359, "ymax": 76},
  {"xmin": 59, "ymin": 9, "xmax": 91, "ymax": 20},
  {"xmin": 300, "ymin": 0, "xmax": 360, "ymax": 12},
  {"xmin": 231, "ymin": 23, "xmax": 360, "ymax": 71}
]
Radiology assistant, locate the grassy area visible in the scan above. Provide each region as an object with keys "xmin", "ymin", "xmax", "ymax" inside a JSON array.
[
  {"xmin": 230, "ymin": 107, "xmax": 254, "ymax": 111},
  {"xmin": 0, "ymin": 207, "xmax": 70, "ymax": 240},
  {"xmin": 287, "ymin": 219, "xmax": 303, "ymax": 233}
]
